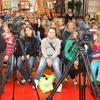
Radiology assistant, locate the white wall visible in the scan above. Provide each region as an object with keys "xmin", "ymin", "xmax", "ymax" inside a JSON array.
[
  {"xmin": 29, "ymin": 0, "xmax": 38, "ymax": 12},
  {"xmin": 10, "ymin": 0, "xmax": 100, "ymax": 15},
  {"xmin": 88, "ymin": 0, "xmax": 100, "ymax": 17},
  {"xmin": 11, "ymin": 0, "xmax": 19, "ymax": 9},
  {"xmin": 11, "ymin": 0, "xmax": 38, "ymax": 12}
]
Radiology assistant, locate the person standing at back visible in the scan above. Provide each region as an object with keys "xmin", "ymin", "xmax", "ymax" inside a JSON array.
[{"xmin": 64, "ymin": 8, "xmax": 74, "ymax": 25}]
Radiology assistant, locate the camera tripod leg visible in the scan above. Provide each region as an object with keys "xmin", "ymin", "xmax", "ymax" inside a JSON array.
[
  {"xmin": 12, "ymin": 68, "xmax": 17, "ymax": 100},
  {"xmin": 46, "ymin": 52, "xmax": 79, "ymax": 100},
  {"xmin": 80, "ymin": 52, "xmax": 99, "ymax": 100},
  {"xmin": 0, "ymin": 51, "xmax": 6, "ymax": 95},
  {"xmin": 78, "ymin": 53, "xmax": 87, "ymax": 100},
  {"xmin": 78, "ymin": 60, "xmax": 82, "ymax": 100},
  {"xmin": 83, "ymin": 74, "xmax": 86, "ymax": 100},
  {"xmin": 25, "ymin": 60, "xmax": 40, "ymax": 100},
  {"xmin": 0, "ymin": 55, "xmax": 14, "ymax": 96},
  {"xmin": 79, "ymin": 72, "xmax": 83, "ymax": 100},
  {"xmin": 80, "ymin": 74, "xmax": 87, "ymax": 100},
  {"xmin": 16, "ymin": 38, "xmax": 40, "ymax": 100},
  {"xmin": 0, "ymin": 69, "xmax": 3, "ymax": 95},
  {"xmin": 1, "ymin": 54, "xmax": 16, "ymax": 100}
]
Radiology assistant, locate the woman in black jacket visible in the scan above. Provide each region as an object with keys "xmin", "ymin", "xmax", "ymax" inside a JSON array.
[{"xmin": 16, "ymin": 25, "xmax": 39, "ymax": 84}]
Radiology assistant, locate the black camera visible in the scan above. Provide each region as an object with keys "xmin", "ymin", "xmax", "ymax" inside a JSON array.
[
  {"xmin": 78, "ymin": 30, "xmax": 93, "ymax": 44},
  {"xmin": 77, "ymin": 20, "xmax": 93, "ymax": 45},
  {"xmin": 13, "ymin": 17, "xmax": 25, "ymax": 27},
  {"xmin": 11, "ymin": 16, "xmax": 25, "ymax": 34}
]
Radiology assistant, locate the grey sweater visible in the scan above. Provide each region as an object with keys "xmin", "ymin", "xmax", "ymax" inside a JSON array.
[{"xmin": 41, "ymin": 37, "xmax": 61, "ymax": 60}]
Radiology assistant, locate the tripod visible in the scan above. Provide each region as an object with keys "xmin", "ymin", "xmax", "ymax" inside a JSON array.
[
  {"xmin": 14, "ymin": 38, "xmax": 40, "ymax": 100},
  {"xmin": 0, "ymin": 38, "xmax": 40, "ymax": 100},
  {"xmin": 46, "ymin": 44, "xmax": 99, "ymax": 100},
  {"xmin": 0, "ymin": 51, "xmax": 6, "ymax": 95},
  {"xmin": 0, "ymin": 54, "xmax": 15, "ymax": 98},
  {"xmin": 12, "ymin": 54, "xmax": 41, "ymax": 100}
]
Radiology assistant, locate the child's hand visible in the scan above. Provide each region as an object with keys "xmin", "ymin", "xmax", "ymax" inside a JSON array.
[
  {"xmin": 46, "ymin": 58, "xmax": 52, "ymax": 67},
  {"xmin": 21, "ymin": 55, "xmax": 25, "ymax": 61},
  {"xmin": 26, "ymin": 55, "xmax": 30, "ymax": 60},
  {"xmin": 3, "ymin": 56, "xmax": 9, "ymax": 62},
  {"xmin": 94, "ymin": 54, "xmax": 100, "ymax": 57},
  {"xmin": 74, "ymin": 61, "xmax": 79, "ymax": 69}
]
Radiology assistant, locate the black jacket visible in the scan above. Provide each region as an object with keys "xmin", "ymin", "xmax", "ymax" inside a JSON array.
[
  {"xmin": 15, "ymin": 36, "xmax": 39, "ymax": 57},
  {"xmin": 64, "ymin": 14, "xmax": 74, "ymax": 24},
  {"xmin": 0, "ymin": 35, "xmax": 6, "ymax": 53}
]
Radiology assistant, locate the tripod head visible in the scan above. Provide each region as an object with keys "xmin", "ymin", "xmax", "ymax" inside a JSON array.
[
  {"xmin": 67, "ymin": 38, "xmax": 88, "ymax": 54},
  {"xmin": 68, "ymin": 28, "xmax": 94, "ymax": 54}
]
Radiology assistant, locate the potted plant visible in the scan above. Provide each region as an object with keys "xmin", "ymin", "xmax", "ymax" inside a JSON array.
[
  {"xmin": 75, "ymin": 0, "xmax": 82, "ymax": 13},
  {"xmin": 67, "ymin": 0, "xmax": 75, "ymax": 10}
]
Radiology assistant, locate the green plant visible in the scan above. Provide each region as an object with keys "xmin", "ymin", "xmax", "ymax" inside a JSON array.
[
  {"xmin": 68, "ymin": 0, "xmax": 75, "ymax": 10},
  {"xmin": 75, "ymin": 1, "xmax": 82, "ymax": 10}
]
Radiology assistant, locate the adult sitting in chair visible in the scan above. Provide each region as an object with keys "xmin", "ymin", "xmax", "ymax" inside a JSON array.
[
  {"xmin": 34, "ymin": 27, "xmax": 62, "ymax": 92},
  {"xmin": 16, "ymin": 25, "xmax": 39, "ymax": 84}
]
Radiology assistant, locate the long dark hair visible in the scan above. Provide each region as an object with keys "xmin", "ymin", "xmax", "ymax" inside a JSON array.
[{"xmin": 24, "ymin": 25, "xmax": 35, "ymax": 37}]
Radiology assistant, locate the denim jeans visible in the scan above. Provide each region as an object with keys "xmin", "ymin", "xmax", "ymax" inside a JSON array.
[
  {"xmin": 1, "ymin": 54, "xmax": 16, "ymax": 92},
  {"xmin": 90, "ymin": 60, "xmax": 100, "ymax": 81},
  {"xmin": 17, "ymin": 56, "xmax": 34, "ymax": 80},
  {"xmin": 36, "ymin": 56, "xmax": 62, "ymax": 81},
  {"xmin": 2, "ymin": 54, "xmax": 16, "ymax": 79},
  {"xmin": 66, "ymin": 66, "xmax": 77, "ymax": 79},
  {"xmin": 0, "ymin": 51, "xmax": 5, "ymax": 87},
  {"xmin": 6, "ymin": 54, "xmax": 16, "ymax": 77}
]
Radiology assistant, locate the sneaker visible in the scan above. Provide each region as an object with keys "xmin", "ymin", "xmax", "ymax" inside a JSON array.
[
  {"xmin": 57, "ymin": 84, "xmax": 62, "ymax": 92},
  {"xmin": 32, "ymin": 79, "xmax": 38, "ymax": 89},
  {"xmin": 72, "ymin": 79, "xmax": 77, "ymax": 85},
  {"xmin": 96, "ymin": 81, "xmax": 100, "ymax": 87},
  {"xmin": 28, "ymin": 78, "xmax": 32, "ymax": 83},
  {"xmin": 18, "ymin": 79, "xmax": 26, "ymax": 85},
  {"xmin": 65, "ymin": 78, "xmax": 68, "ymax": 82}
]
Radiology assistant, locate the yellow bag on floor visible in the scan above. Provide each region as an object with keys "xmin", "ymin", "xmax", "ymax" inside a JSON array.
[{"xmin": 39, "ymin": 74, "xmax": 55, "ymax": 93}]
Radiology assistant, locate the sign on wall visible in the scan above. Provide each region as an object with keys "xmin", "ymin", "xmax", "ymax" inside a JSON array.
[
  {"xmin": 2, "ymin": 0, "xmax": 11, "ymax": 10},
  {"xmin": 20, "ymin": 1, "xmax": 30, "ymax": 10}
]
